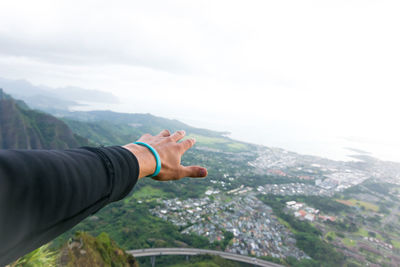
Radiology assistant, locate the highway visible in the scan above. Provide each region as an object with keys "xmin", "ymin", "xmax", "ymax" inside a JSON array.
[{"xmin": 127, "ymin": 248, "xmax": 284, "ymax": 267}]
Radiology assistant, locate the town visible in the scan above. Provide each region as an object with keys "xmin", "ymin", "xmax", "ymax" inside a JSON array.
[
  {"xmin": 147, "ymin": 145, "xmax": 400, "ymax": 266},
  {"xmin": 248, "ymin": 146, "xmax": 400, "ymax": 192},
  {"xmin": 151, "ymin": 192, "xmax": 310, "ymax": 260}
]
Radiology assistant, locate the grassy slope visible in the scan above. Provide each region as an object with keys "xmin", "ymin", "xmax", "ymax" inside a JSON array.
[
  {"xmin": 60, "ymin": 232, "xmax": 138, "ymax": 267},
  {"xmin": 12, "ymin": 232, "xmax": 139, "ymax": 267},
  {"xmin": 123, "ymin": 186, "xmax": 167, "ymax": 204},
  {"xmin": 335, "ymin": 199, "xmax": 379, "ymax": 212}
]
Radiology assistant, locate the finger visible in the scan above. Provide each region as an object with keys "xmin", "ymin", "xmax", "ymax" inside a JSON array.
[
  {"xmin": 179, "ymin": 166, "xmax": 208, "ymax": 178},
  {"xmin": 157, "ymin": 129, "xmax": 170, "ymax": 137},
  {"xmin": 139, "ymin": 133, "xmax": 152, "ymax": 140},
  {"xmin": 170, "ymin": 130, "xmax": 186, "ymax": 142},
  {"xmin": 179, "ymin": 138, "xmax": 196, "ymax": 153}
]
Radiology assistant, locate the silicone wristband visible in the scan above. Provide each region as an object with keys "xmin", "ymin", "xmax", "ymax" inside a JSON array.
[{"xmin": 133, "ymin": 142, "xmax": 162, "ymax": 177}]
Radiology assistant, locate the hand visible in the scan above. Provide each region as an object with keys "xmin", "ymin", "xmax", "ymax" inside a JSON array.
[{"xmin": 123, "ymin": 130, "xmax": 208, "ymax": 181}]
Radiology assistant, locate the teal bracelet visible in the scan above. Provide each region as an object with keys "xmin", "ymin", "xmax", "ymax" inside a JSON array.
[{"xmin": 133, "ymin": 142, "xmax": 161, "ymax": 177}]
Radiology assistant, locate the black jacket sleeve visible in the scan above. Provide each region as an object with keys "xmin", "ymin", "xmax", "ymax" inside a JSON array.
[{"xmin": 0, "ymin": 146, "xmax": 139, "ymax": 266}]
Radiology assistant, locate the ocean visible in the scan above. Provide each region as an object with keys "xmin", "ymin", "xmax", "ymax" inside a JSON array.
[{"xmin": 71, "ymin": 102, "xmax": 400, "ymax": 164}]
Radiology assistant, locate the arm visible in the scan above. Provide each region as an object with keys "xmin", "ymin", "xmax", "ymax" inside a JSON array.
[
  {"xmin": 0, "ymin": 129, "xmax": 207, "ymax": 265},
  {"xmin": 0, "ymin": 146, "xmax": 138, "ymax": 265}
]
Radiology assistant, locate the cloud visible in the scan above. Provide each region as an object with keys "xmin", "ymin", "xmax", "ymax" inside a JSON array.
[
  {"xmin": 0, "ymin": 1, "xmax": 205, "ymax": 73},
  {"xmin": 0, "ymin": 29, "xmax": 190, "ymax": 74},
  {"xmin": 0, "ymin": 0, "xmax": 400, "ymax": 158}
]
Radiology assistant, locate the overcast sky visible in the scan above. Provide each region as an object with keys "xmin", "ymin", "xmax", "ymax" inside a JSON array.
[{"xmin": 1, "ymin": 0, "xmax": 400, "ymax": 160}]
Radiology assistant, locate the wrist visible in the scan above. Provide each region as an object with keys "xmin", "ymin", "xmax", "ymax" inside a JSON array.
[{"xmin": 123, "ymin": 143, "xmax": 156, "ymax": 178}]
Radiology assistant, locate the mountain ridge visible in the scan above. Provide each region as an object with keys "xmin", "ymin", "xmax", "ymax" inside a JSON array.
[
  {"xmin": 0, "ymin": 88, "xmax": 89, "ymax": 149},
  {"xmin": 0, "ymin": 77, "xmax": 119, "ymax": 110}
]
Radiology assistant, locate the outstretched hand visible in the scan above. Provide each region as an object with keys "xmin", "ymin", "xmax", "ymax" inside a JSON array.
[{"xmin": 123, "ymin": 130, "xmax": 208, "ymax": 180}]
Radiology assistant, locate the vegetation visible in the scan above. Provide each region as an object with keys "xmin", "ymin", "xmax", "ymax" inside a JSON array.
[
  {"xmin": 281, "ymin": 195, "xmax": 350, "ymax": 214},
  {"xmin": 186, "ymin": 133, "xmax": 250, "ymax": 152},
  {"xmin": 10, "ymin": 244, "xmax": 58, "ymax": 267},
  {"xmin": 325, "ymin": 231, "xmax": 336, "ymax": 241},
  {"xmin": 139, "ymin": 255, "xmax": 244, "ymax": 267},
  {"xmin": 335, "ymin": 199, "xmax": 379, "ymax": 212},
  {"xmin": 64, "ymin": 119, "xmax": 143, "ymax": 147},
  {"xmin": 363, "ymin": 182, "xmax": 391, "ymax": 195},
  {"xmin": 0, "ymin": 93, "xmax": 89, "ymax": 149},
  {"xmin": 53, "ymin": 200, "xmax": 212, "ymax": 251},
  {"xmin": 356, "ymin": 228, "xmax": 368, "ymax": 237},
  {"xmin": 12, "ymin": 232, "xmax": 138, "ymax": 267},
  {"xmin": 342, "ymin": 238, "xmax": 357, "ymax": 247},
  {"xmin": 60, "ymin": 232, "xmax": 138, "ymax": 267},
  {"xmin": 259, "ymin": 195, "xmax": 346, "ymax": 267},
  {"xmin": 123, "ymin": 185, "xmax": 167, "ymax": 203},
  {"xmin": 60, "ymin": 110, "xmax": 228, "ymax": 138}
]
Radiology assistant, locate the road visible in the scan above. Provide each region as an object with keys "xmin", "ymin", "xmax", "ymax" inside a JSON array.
[{"xmin": 127, "ymin": 248, "xmax": 284, "ymax": 267}]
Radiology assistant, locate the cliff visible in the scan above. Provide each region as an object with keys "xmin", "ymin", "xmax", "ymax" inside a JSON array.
[{"xmin": 0, "ymin": 88, "xmax": 89, "ymax": 149}]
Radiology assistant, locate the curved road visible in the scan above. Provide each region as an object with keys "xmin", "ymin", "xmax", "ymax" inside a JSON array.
[{"xmin": 127, "ymin": 248, "xmax": 284, "ymax": 267}]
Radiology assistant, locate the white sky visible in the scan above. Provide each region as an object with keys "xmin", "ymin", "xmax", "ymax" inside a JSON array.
[{"xmin": 1, "ymin": 0, "xmax": 400, "ymax": 161}]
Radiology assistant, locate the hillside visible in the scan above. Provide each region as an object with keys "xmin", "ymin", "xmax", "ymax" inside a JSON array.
[
  {"xmin": 0, "ymin": 89, "xmax": 89, "ymax": 149},
  {"xmin": 58, "ymin": 110, "xmax": 227, "ymax": 137},
  {"xmin": 59, "ymin": 232, "xmax": 139, "ymax": 267},
  {"xmin": 55, "ymin": 109, "xmax": 252, "ymax": 154},
  {"xmin": 10, "ymin": 232, "xmax": 139, "ymax": 267}
]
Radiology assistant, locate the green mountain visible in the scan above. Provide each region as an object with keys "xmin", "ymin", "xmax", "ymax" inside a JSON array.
[
  {"xmin": 0, "ymin": 88, "xmax": 89, "ymax": 149},
  {"xmin": 56, "ymin": 110, "xmax": 251, "ymax": 153},
  {"xmin": 58, "ymin": 110, "xmax": 228, "ymax": 137},
  {"xmin": 11, "ymin": 232, "xmax": 139, "ymax": 267}
]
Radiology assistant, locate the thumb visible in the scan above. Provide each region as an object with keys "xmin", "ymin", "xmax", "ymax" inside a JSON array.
[{"xmin": 180, "ymin": 166, "xmax": 208, "ymax": 178}]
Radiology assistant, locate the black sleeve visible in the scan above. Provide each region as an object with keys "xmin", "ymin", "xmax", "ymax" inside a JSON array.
[{"xmin": 0, "ymin": 146, "xmax": 139, "ymax": 266}]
